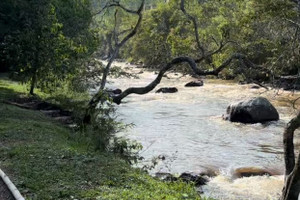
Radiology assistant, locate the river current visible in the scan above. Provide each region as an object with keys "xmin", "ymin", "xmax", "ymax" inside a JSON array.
[{"xmin": 93, "ymin": 61, "xmax": 300, "ymax": 200}]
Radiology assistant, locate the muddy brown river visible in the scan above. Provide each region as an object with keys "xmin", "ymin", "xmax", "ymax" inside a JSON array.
[{"xmin": 91, "ymin": 60, "xmax": 300, "ymax": 200}]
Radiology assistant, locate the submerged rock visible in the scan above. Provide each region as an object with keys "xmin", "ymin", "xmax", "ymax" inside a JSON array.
[
  {"xmin": 224, "ymin": 97, "xmax": 279, "ymax": 123},
  {"xmin": 185, "ymin": 80, "xmax": 204, "ymax": 87},
  {"xmin": 179, "ymin": 172, "xmax": 208, "ymax": 186},
  {"xmin": 233, "ymin": 167, "xmax": 274, "ymax": 178},
  {"xmin": 156, "ymin": 87, "xmax": 178, "ymax": 93},
  {"xmin": 155, "ymin": 172, "xmax": 208, "ymax": 186},
  {"xmin": 250, "ymin": 85, "xmax": 260, "ymax": 89}
]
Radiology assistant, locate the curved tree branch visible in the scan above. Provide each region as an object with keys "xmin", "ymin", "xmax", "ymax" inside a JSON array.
[
  {"xmin": 180, "ymin": 0, "xmax": 205, "ymax": 57},
  {"xmin": 100, "ymin": 0, "xmax": 145, "ymax": 90},
  {"xmin": 112, "ymin": 53, "xmax": 264, "ymax": 104},
  {"xmin": 84, "ymin": 0, "xmax": 145, "ymax": 124},
  {"xmin": 180, "ymin": 0, "xmax": 237, "ymax": 66},
  {"xmin": 94, "ymin": 1, "xmax": 142, "ymax": 16},
  {"xmin": 194, "ymin": 40, "xmax": 237, "ymax": 63}
]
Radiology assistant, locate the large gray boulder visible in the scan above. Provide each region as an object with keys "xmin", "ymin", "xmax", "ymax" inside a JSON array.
[{"xmin": 225, "ymin": 97, "xmax": 279, "ymax": 123}]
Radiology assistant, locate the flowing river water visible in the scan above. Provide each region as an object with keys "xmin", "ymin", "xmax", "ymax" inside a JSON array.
[{"xmin": 92, "ymin": 61, "xmax": 300, "ymax": 200}]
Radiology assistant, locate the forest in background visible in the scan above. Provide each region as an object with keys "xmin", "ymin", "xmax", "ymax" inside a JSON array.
[
  {"xmin": 1, "ymin": 0, "xmax": 300, "ymax": 92},
  {"xmin": 98, "ymin": 0, "xmax": 300, "ymax": 82}
]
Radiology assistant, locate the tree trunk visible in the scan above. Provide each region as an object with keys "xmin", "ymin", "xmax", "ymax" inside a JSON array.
[
  {"xmin": 281, "ymin": 111, "xmax": 300, "ymax": 200},
  {"xmin": 83, "ymin": 1, "xmax": 145, "ymax": 124},
  {"xmin": 281, "ymin": 153, "xmax": 300, "ymax": 200},
  {"xmin": 106, "ymin": 33, "xmax": 114, "ymax": 59},
  {"xmin": 100, "ymin": 48, "xmax": 119, "ymax": 90},
  {"xmin": 29, "ymin": 72, "xmax": 37, "ymax": 95}
]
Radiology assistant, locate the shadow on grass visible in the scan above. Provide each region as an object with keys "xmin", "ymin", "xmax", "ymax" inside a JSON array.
[{"xmin": 0, "ymin": 86, "xmax": 22, "ymax": 102}]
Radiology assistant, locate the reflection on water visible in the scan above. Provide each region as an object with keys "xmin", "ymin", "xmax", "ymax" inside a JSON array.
[{"xmin": 101, "ymin": 61, "xmax": 300, "ymax": 200}]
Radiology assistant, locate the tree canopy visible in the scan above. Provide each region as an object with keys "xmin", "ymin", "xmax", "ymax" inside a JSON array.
[{"xmin": 0, "ymin": 0, "xmax": 98, "ymax": 94}]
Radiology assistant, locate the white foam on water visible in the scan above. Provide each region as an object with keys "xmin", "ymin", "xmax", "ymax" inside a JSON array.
[{"xmin": 202, "ymin": 168, "xmax": 284, "ymax": 200}]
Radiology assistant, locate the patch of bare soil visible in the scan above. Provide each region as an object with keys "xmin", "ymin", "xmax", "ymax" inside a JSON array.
[{"xmin": 0, "ymin": 178, "xmax": 14, "ymax": 200}]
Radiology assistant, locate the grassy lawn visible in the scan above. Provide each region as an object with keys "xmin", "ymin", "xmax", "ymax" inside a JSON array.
[{"xmin": 0, "ymin": 78, "xmax": 205, "ymax": 200}]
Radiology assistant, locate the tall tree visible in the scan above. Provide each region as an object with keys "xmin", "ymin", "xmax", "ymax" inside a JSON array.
[
  {"xmin": 0, "ymin": 0, "xmax": 97, "ymax": 94},
  {"xmin": 84, "ymin": 0, "xmax": 145, "ymax": 124}
]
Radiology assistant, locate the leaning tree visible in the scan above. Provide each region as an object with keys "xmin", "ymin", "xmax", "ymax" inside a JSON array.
[{"xmin": 84, "ymin": 0, "xmax": 145, "ymax": 123}]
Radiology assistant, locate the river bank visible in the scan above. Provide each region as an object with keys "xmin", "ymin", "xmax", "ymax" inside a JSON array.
[
  {"xmin": 100, "ymin": 60, "xmax": 300, "ymax": 200},
  {"xmin": 0, "ymin": 76, "xmax": 205, "ymax": 199}
]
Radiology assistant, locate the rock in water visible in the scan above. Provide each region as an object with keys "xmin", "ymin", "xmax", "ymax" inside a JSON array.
[
  {"xmin": 233, "ymin": 167, "xmax": 274, "ymax": 178},
  {"xmin": 185, "ymin": 80, "xmax": 204, "ymax": 87},
  {"xmin": 225, "ymin": 97, "xmax": 279, "ymax": 123},
  {"xmin": 156, "ymin": 87, "xmax": 178, "ymax": 93},
  {"xmin": 179, "ymin": 172, "xmax": 208, "ymax": 186}
]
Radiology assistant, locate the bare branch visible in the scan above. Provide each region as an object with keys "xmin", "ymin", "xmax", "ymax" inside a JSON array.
[
  {"xmin": 94, "ymin": 1, "xmax": 142, "ymax": 16},
  {"xmin": 117, "ymin": 1, "xmax": 144, "ymax": 47},
  {"xmin": 194, "ymin": 40, "xmax": 237, "ymax": 63},
  {"xmin": 100, "ymin": 0, "xmax": 145, "ymax": 90},
  {"xmin": 84, "ymin": 0, "xmax": 146, "ymax": 124},
  {"xmin": 112, "ymin": 53, "xmax": 265, "ymax": 104},
  {"xmin": 180, "ymin": 0, "xmax": 205, "ymax": 56},
  {"xmin": 113, "ymin": 9, "xmax": 119, "ymax": 45}
]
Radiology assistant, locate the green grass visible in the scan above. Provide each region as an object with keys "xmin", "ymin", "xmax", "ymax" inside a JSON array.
[{"xmin": 0, "ymin": 77, "xmax": 207, "ymax": 200}]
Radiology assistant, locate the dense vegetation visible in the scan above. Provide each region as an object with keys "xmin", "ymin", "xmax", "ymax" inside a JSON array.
[
  {"xmin": 0, "ymin": 0, "xmax": 97, "ymax": 94},
  {"xmin": 2, "ymin": 0, "xmax": 300, "ymax": 93},
  {"xmin": 99, "ymin": 0, "xmax": 300, "ymax": 81}
]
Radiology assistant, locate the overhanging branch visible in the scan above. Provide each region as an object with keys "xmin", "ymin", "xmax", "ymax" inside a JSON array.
[
  {"xmin": 112, "ymin": 53, "xmax": 264, "ymax": 104},
  {"xmin": 94, "ymin": 1, "xmax": 142, "ymax": 16}
]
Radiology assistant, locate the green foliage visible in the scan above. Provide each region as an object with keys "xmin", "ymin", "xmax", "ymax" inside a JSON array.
[
  {"xmin": 122, "ymin": 1, "xmax": 194, "ymax": 68},
  {"xmin": 0, "ymin": 0, "xmax": 98, "ymax": 93},
  {"xmin": 116, "ymin": 0, "xmax": 300, "ymax": 78},
  {"xmin": 111, "ymin": 137, "xmax": 143, "ymax": 164}
]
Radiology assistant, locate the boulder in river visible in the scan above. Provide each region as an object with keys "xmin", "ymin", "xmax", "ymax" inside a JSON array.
[
  {"xmin": 233, "ymin": 167, "xmax": 275, "ymax": 178},
  {"xmin": 224, "ymin": 97, "xmax": 279, "ymax": 123},
  {"xmin": 185, "ymin": 80, "xmax": 204, "ymax": 87},
  {"xmin": 155, "ymin": 172, "xmax": 208, "ymax": 186},
  {"xmin": 156, "ymin": 87, "xmax": 178, "ymax": 93},
  {"xmin": 250, "ymin": 85, "xmax": 260, "ymax": 89}
]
